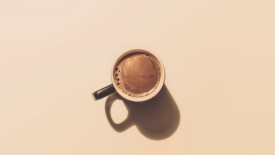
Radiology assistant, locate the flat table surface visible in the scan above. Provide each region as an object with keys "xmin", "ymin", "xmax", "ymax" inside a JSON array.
[{"xmin": 1, "ymin": 0, "xmax": 275, "ymax": 155}]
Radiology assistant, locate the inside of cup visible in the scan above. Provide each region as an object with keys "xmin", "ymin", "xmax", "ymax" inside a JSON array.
[{"xmin": 111, "ymin": 49, "xmax": 165, "ymax": 102}]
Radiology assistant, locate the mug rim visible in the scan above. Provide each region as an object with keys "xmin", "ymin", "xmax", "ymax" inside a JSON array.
[{"xmin": 110, "ymin": 49, "xmax": 165, "ymax": 102}]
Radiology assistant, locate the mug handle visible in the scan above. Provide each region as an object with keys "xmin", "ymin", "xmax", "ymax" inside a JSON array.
[{"xmin": 92, "ymin": 84, "xmax": 116, "ymax": 100}]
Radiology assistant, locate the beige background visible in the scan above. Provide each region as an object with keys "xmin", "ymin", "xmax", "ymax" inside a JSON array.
[{"xmin": 1, "ymin": 0, "xmax": 275, "ymax": 155}]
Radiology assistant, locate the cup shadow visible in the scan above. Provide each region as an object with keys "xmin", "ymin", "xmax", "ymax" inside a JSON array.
[{"xmin": 105, "ymin": 85, "xmax": 180, "ymax": 140}]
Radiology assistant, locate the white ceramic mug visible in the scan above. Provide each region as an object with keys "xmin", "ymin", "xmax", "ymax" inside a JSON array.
[{"xmin": 92, "ymin": 49, "xmax": 165, "ymax": 102}]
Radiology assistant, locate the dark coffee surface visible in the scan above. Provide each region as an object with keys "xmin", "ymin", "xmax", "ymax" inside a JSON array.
[{"xmin": 114, "ymin": 52, "xmax": 161, "ymax": 97}]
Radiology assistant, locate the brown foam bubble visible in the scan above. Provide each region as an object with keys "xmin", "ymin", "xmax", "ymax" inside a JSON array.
[{"xmin": 113, "ymin": 50, "xmax": 162, "ymax": 98}]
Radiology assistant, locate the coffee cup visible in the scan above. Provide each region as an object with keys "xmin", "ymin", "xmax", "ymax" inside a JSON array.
[{"xmin": 92, "ymin": 49, "xmax": 165, "ymax": 102}]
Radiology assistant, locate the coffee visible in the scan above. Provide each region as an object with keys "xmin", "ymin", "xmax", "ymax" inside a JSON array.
[
  {"xmin": 114, "ymin": 52, "xmax": 161, "ymax": 98},
  {"xmin": 113, "ymin": 50, "xmax": 162, "ymax": 98}
]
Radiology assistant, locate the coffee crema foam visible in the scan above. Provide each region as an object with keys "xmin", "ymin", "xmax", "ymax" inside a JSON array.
[
  {"xmin": 113, "ymin": 52, "xmax": 161, "ymax": 98},
  {"xmin": 113, "ymin": 52, "xmax": 162, "ymax": 98}
]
